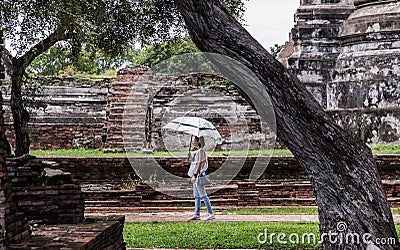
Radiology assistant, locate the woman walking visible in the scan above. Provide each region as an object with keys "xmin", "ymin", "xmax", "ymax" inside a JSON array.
[{"xmin": 187, "ymin": 136, "xmax": 215, "ymax": 221}]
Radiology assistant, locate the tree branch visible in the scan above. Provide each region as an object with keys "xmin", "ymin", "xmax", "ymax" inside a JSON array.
[
  {"xmin": 1, "ymin": 47, "xmax": 13, "ymax": 77},
  {"xmin": 15, "ymin": 25, "xmax": 68, "ymax": 70}
]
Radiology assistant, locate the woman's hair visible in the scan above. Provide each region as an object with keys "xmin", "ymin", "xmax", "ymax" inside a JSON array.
[{"xmin": 195, "ymin": 136, "xmax": 205, "ymax": 148}]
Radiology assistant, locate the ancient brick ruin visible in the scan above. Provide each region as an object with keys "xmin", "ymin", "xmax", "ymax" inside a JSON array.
[
  {"xmin": 105, "ymin": 67, "xmax": 271, "ymax": 152},
  {"xmin": 282, "ymin": 0, "xmax": 400, "ymax": 144},
  {"xmin": 1, "ymin": 78, "xmax": 109, "ymax": 150},
  {"xmin": 3, "ymin": 67, "xmax": 270, "ymax": 152},
  {"xmin": 1, "ymin": 2, "xmax": 400, "ymax": 246},
  {"xmin": 3, "ymin": 1, "xmax": 400, "ymax": 152}
]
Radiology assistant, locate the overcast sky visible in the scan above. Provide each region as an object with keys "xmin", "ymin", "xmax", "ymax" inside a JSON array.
[{"xmin": 243, "ymin": 0, "xmax": 300, "ymax": 50}]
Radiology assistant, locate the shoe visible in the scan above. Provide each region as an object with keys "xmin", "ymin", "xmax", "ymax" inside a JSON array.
[
  {"xmin": 202, "ymin": 213, "xmax": 215, "ymax": 221},
  {"xmin": 187, "ymin": 214, "xmax": 200, "ymax": 221}
]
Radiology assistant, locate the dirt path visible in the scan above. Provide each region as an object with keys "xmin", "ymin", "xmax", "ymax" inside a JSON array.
[{"xmin": 86, "ymin": 212, "xmax": 400, "ymax": 223}]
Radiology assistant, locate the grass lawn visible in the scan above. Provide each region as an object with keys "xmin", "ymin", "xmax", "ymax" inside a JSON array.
[
  {"xmin": 124, "ymin": 222, "xmax": 400, "ymax": 249},
  {"xmin": 29, "ymin": 144, "xmax": 400, "ymax": 157},
  {"xmin": 123, "ymin": 222, "xmax": 321, "ymax": 249},
  {"xmin": 30, "ymin": 148, "xmax": 293, "ymax": 157},
  {"xmin": 30, "ymin": 148, "xmax": 127, "ymax": 157},
  {"xmin": 371, "ymin": 144, "xmax": 400, "ymax": 155}
]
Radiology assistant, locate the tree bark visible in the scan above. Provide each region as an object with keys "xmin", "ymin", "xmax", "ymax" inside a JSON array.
[
  {"xmin": 174, "ymin": 0, "xmax": 399, "ymax": 249},
  {"xmin": 9, "ymin": 30, "xmax": 63, "ymax": 156},
  {"xmin": 10, "ymin": 59, "xmax": 30, "ymax": 157}
]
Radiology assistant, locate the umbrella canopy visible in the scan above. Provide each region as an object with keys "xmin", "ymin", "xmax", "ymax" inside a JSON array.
[{"xmin": 163, "ymin": 117, "xmax": 222, "ymax": 140}]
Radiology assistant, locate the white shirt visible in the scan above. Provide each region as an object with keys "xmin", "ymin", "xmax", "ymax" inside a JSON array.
[{"xmin": 187, "ymin": 148, "xmax": 208, "ymax": 177}]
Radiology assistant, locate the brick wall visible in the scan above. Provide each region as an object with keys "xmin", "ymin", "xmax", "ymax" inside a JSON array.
[
  {"xmin": 42, "ymin": 155, "xmax": 400, "ymax": 184},
  {"xmin": 43, "ymin": 155, "xmax": 400, "ymax": 208},
  {"xmin": 84, "ymin": 179, "xmax": 400, "ymax": 209},
  {"xmin": 5, "ymin": 124, "xmax": 104, "ymax": 150},
  {"xmin": 39, "ymin": 156, "xmax": 307, "ymax": 186},
  {"xmin": 5, "ymin": 63, "xmax": 398, "ymax": 150},
  {"xmin": 3, "ymin": 66, "xmax": 271, "ymax": 152},
  {"xmin": 104, "ymin": 66, "xmax": 270, "ymax": 152},
  {"xmin": 2, "ymin": 85, "xmax": 108, "ymax": 150},
  {"xmin": 83, "ymin": 216, "xmax": 126, "ymax": 250},
  {"xmin": 6, "ymin": 156, "xmax": 84, "ymax": 224}
]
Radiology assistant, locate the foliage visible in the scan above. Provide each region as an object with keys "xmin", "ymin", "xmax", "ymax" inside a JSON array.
[
  {"xmin": 134, "ymin": 37, "xmax": 199, "ymax": 68},
  {"xmin": 27, "ymin": 43, "xmax": 137, "ymax": 76},
  {"xmin": 2, "ymin": 0, "xmax": 117, "ymax": 58},
  {"xmin": 27, "ymin": 45, "xmax": 71, "ymax": 76},
  {"xmin": 101, "ymin": 69, "xmax": 118, "ymax": 77},
  {"xmin": 1, "ymin": 0, "xmax": 248, "ymax": 156},
  {"xmin": 120, "ymin": 173, "xmax": 141, "ymax": 189},
  {"xmin": 27, "ymin": 37, "xmax": 201, "ymax": 76},
  {"xmin": 1, "ymin": 0, "xmax": 247, "ymax": 59},
  {"xmin": 269, "ymin": 44, "xmax": 285, "ymax": 58}
]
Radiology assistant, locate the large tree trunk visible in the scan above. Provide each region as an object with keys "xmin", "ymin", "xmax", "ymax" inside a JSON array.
[
  {"xmin": 7, "ymin": 30, "xmax": 64, "ymax": 156},
  {"xmin": 174, "ymin": 0, "xmax": 398, "ymax": 249},
  {"xmin": 10, "ymin": 59, "xmax": 30, "ymax": 157}
]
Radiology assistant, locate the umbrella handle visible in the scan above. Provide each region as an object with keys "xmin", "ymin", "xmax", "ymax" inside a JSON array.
[{"xmin": 187, "ymin": 135, "xmax": 193, "ymax": 161}]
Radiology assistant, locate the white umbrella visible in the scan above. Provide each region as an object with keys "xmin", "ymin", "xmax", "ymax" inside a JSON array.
[
  {"xmin": 163, "ymin": 117, "xmax": 222, "ymax": 140},
  {"xmin": 163, "ymin": 116, "xmax": 222, "ymax": 161}
]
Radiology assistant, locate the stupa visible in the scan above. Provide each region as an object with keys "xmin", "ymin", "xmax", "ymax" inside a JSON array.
[{"xmin": 283, "ymin": 0, "xmax": 400, "ymax": 144}]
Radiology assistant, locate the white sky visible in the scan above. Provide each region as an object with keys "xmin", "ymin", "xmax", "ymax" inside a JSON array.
[{"xmin": 243, "ymin": 0, "xmax": 300, "ymax": 50}]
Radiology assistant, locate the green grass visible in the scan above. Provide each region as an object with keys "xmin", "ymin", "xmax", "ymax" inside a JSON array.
[
  {"xmin": 30, "ymin": 148, "xmax": 128, "ymax": 157},
  {"xmin": 124, "ymin": 222, "xmax": 400, "ymax": 249},
  {"xmin": 371, "ymin": 144, "xmax": 400, "ymax": 155},
  {"xmin": 212, "ymin": 149, "xmax": 292, "ymax": 156},
  {"xmin": 393, "ymin": 207, "xmax": 400, "ymax": 214},
  {"xmin": 123, "ymin": 222, "xmax": 321, "ymax": 249},
  {"xmin": 29, "ymin": 148, "xmax": 293, "ymax": 157},
  {"xmin": 29, "ymin": 144, "xmax": 400, "ymax": 157},
  {"xmin": 98, "ymin": 69, "xmax": 117, "ymax": 77},
  {"xmin": 153, "ymin": 149, "xmax": 293, "ymax": 157},
  {"xmin": 222, "ymin": 207, "xmax": 319, "ymax": 215}
]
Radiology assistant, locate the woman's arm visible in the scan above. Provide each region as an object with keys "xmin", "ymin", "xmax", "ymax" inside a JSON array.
[{"xmin": 194, "ymin": 149, "xmax": 206, "ymax": 176}]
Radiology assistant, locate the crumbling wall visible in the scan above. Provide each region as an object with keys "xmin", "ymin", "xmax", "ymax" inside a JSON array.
[
  {"xmin": 104, "ymin": 66, "xmax": 270, "ymax": 152},
  {"xmin": 7, "ymin": 156, "xmax": 84, "ymax": 224},
  {"xmin": 287, "ymin": 0, "xmax": 354, "ymax": 108},
  {"xmin": 103, "ymin": 66, "xmax": 151, "ymax": 151},
  {"xmin": 2, "ymin": 67, "xmax": 269, "ymax": 152},
  {"xmin": 328, "ymin": 0, "xmax": 400, "ymax": 144},
  {"xmin": 284, "ymin": 0, "xmax": 400, "ymax": 145},
  {"xmin": 149, "ymin": 77, "xmax": 268, "ymax": 151},
  {"xmin": 2, "ymin": 82, "xmax": 108, "ymax": 150}
]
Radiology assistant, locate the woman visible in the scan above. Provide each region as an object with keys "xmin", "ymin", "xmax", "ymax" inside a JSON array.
[{"xmin": 187, "ymin": 136, "xmax": 215, "ymax": 221}]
